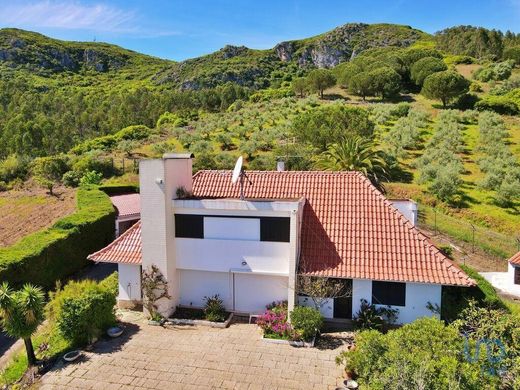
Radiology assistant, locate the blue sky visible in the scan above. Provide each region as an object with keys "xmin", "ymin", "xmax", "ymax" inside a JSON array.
[{"xmin": 0, "ymin": 0, "xmax": 519, "ymax": 61}]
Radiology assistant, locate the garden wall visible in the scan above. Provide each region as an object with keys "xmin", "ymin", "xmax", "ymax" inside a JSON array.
[{"xmin": 0, "ymin": 186, "xmax": 116, "ymax": 288}]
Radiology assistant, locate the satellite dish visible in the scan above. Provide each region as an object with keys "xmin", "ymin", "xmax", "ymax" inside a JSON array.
[
  {"xmin": 232, "ymin": 156, "xmax": 243, "ymax": 184},
  {"xmin": 231, "ymin": 156, "xmax": 252, "ymax": 200}
]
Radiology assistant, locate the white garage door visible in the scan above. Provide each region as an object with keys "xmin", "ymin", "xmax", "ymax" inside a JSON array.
[
  {"xmin": 179, "ymin": 270, "xmax": 233, "ymax": 309},
  {"xmin": 233, "ymin": 273, "xmax": 288, "ymax": 313}
]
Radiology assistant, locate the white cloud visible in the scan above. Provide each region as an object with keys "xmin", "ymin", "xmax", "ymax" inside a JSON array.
[{"xmin": 0, "ymin": 1, "xmax": 146, "ymax": 34}]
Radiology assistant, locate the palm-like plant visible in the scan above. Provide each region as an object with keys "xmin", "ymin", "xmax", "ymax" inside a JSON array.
[
  {"xmin": 315, "ymin": 135, "xmax": 389, "ymax": 189},
  {"xmin": 0, "ymin": 282, "xmax": 45, "ymax": 366}
]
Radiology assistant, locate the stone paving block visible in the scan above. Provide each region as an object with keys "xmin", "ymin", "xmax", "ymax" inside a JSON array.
[{"xmin": 35, "ymin": 322, "xmax": 348, "ymax": 389}]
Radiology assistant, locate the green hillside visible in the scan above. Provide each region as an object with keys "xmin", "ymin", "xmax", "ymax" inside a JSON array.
[{"xmin": 0, "ymin": 22, "xmax": 519, "ymax": 264}]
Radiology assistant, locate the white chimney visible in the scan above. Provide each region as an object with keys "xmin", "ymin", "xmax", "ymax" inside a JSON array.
[
  {"xmin": 139, "ymin": 153, "xmax": 193, "ymax": 315},
  {"xmin": 390, "ymin": 199, "xmax": 418, "ymax": 226},
  {"xmin": 277, "ymin": 160, "xmax": 285, "ymax": 172}
]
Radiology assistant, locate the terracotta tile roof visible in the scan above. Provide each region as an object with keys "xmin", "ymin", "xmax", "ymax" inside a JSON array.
[
  {"xmin": 88, "ymin": 221, "xmax": 142, "ymax": 265},
  {"xmin": 509, "ymin": 251, "xmax": 520, "ymax": 266},
  {"xmin": 110, "ymin": 193, "xmax": 140, "ymax": 219},
  {"xmin": 192, "ymin": 170, "xmax": 474, "ymax": 287}
]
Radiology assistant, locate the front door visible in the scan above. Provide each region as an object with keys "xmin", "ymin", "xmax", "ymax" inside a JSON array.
[
  {"xmin": 333, "ymin": 297, "xmax": 352, "ymax": 319},
  {"xmin": 333, "ymin": 278, "xmax": 353, "ymax": 319}
]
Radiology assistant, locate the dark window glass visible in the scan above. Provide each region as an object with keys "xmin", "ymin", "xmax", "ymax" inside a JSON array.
[
  {"xmin": 175, "ymin": 214, "xmax": 203, "ymax": 238},
  {"xmin": 515, "ymin": 267, "xmax": 520, "ymax": 285},
  {"xmin": 372, "ymin": 281, "xmax": 406, "ymax": 306},
  {"xmin": 260, "ymin": 217, "xmax": 290, "ymax": 242}
]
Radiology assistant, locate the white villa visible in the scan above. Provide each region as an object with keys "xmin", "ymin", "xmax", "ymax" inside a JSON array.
[{"xmin": 88, "ymin": 154, "xmax": 474, "ymax": 324}]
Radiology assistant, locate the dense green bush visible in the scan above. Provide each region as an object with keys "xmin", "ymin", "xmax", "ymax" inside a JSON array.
[
  {"xmin": 71, "ymin": 151, "xmax": 116, "ymax": 177},
  {"xmin": 0, "ymin": 154, "xmax": 30, "ymax": 183},
  {"xmin": 336, "ymin": 317, "xmax": 497, "ymax": 389},
  {"xmin": 0, "ymin": 187, "xmax": 116, "ymax": 288},
  {"xmin": 474, "ymin": 60, "xmax": 515, "ymax": 82},
  {"xmin": 475, "ymin": 95, "xmax": 519, "ymax": 115},
  {"xmin": 71, "ymin": 125, "xmax": 152, "ymax": 154},
  {"xmin": 290, "ymin": 306, "xmax": 324, "ymax": 341},
  {"xmin": 48, "ymin": 279, "xmax": 117, "ymax": 345},
  {"xmin": 79, "ymin": 171, "xmax": 103, "ymax": 186}
]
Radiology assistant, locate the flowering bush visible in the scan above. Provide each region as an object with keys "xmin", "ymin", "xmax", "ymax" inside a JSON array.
[{"xmin": 257, "ymin": 301, "xmax": 295, "ymax": 340}]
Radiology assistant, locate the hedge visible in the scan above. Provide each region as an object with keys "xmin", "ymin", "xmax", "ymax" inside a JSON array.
[
  {"xmin": 0, "ymin": 186, "xmax": 116, "ymax": 288},
  {"xmin": 98, "ymin": 183, "xmax": 139, "ymax": 196}
]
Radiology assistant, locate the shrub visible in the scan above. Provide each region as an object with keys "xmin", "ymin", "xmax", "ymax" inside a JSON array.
[
  {"xmin": 256, "ymin": 308, "xmax": 294, "ymax": 340},
  {"xmin": 71, "ymin": 125, "xmax": 152, "ymax": 154},
  {"xmin": 0, "ymin": 187, "xmax": 115, "ymax": 288},
  {"xmin": 290, "ymin": 306, "xmax": 323, "ymax": 341},
  {"xmin": 0, "ymin": 154, "xmax": 29, "ymax": 183},
  {"xmin": 203, "ymin": 294, "xmax": 226, "ymax": 322},
  {"xmin": 475, "ymin": 95, "xmax": 519, "ymax": 115},
  {"xmin": 71, "ymin": 152, "xmax": 116, "ymax": 177},
  {"xmin": 336, "ymin": 317, "xmax": 493, "ymax": 389},
  {"xmin": 79, "ymin": 170, "xmax": 103, "ymax": 186},
  {"xmin": 156, "ymin": 112, "xmax": 187, "ymax": 128},
  {"xmin": 48, "ymin": 279, "xmax": 117, "ymax": 345},
  {"xmin": 62, "ymin": 170, "xmax": 82, "ymax": 187},
  {"xmin": 353, "ymin": 299, "xmax": 399, "ymax": 331},
  {"xmin": 474, "ymin": 60, "xmax": 515, "ymax": 82},
  {"xmin": 99, "ymin": 272, "xmax": 119, "ymax": 296}
]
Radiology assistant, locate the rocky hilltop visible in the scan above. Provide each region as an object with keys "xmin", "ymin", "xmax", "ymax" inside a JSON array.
[
  {"xmin": 0, "ymin": 28, "xmax": 169, "ymax": 73},
  {"xmin": 0, "ymin": 23, "xmax": 429, "ymax": 87},
  {"xmin": 274, "ymin": 23, "xmax": 424, "ymax": 68},
  {"xmin": 157, "ymin": 23, "xmax": 429, "ymax": 89}
]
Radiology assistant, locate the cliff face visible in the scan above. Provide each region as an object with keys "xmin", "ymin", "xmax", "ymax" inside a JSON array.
[{"xmin": 274, "ymin": 23, "xmax": 424, "ymax": 68}]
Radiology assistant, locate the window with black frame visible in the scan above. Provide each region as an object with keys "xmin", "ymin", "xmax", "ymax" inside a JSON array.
[{"xmin": 371, "ymin": 281, "xmax": 406, "ymax": 306}]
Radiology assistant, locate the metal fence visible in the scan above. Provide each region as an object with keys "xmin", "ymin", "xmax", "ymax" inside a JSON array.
[{"xmin": 417, "ymin": 204, "xmax": 520, "ymax": 266}]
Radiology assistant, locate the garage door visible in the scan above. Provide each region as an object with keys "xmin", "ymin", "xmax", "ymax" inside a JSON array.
[
  {"xmin": 179, "ymin": 270, "xmax": 233, "ymax": 309},
  {"xmin": 233, "ymin": 273, "xmax": 288, "ymax": 313}
]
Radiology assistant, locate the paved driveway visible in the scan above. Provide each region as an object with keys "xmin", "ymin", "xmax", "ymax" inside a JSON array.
[{"xmin": 38, "ymin": 318, "xmax": 348, "ymax": 390}]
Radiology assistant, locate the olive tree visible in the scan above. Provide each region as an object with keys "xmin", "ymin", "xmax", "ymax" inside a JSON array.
[{"xmin": 421, "ymin": 71, "xmax": 470, "ymax": 108}]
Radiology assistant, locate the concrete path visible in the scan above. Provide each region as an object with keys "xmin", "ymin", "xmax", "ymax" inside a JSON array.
[{"xmin": 37, "ymin": 317, "xmax": 349, "ymax": 390}]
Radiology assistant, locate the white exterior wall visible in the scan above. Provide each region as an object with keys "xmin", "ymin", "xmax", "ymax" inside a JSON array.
[
  {"xmin": 508, "ymin": 263, "xmax": 520, "ymax": 295},
  {"xmin": 118, "ymin": 264, "xmax": 142, "ymax": 301},
  {"xmin": 140, "ymin": 157, "xmax": 193, "ymax": 316},
  {"xmin": 352, "ymin": 279, "xmax": 441, "ymax": 324},
  {"xmin": 297, "ymin": 296, "xmax": 334, "ymax": 318},
  {"xmin": 174, "ymin": 197, "xmax": 302, "ymax": 314},
  {"xmin": 204, "ymin": 217, "xmax": 260, "ymax": 240},
  {"xmin": 175, "ymin": 238, "xmax": 290, "ymax": 274}
]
